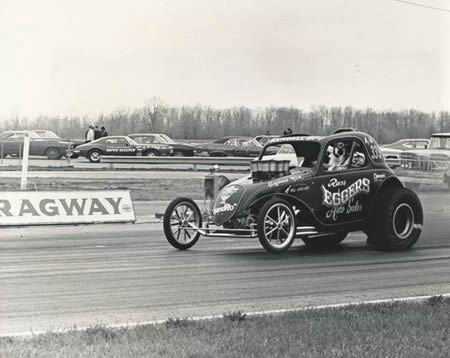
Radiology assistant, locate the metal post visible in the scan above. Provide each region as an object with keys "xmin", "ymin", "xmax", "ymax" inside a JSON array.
[
  {"xmin": 20, "ymin": 133, "xmax": 30, "ymax": 190},
  {"xmin": 66, "ymin": 143, "xmax": 72, "ymax": 166}
]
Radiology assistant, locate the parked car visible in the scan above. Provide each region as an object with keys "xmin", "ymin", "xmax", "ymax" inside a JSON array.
[
  {"xmin": 163, "ymin": 130, "xmax": 423, "ymax": 253},
  {"xmin": 381, "ymin": 138, "xmax": 430, "ymax": 169},
  {"xmin": 382, "ymin": 138, "xmax": 430, "ymax": 151},
  {"xmin": 72, "ymin": 135, "xmax": 158, "ymax": 163},
  {"xmin": 400, "ymin": 133, "xmax": 450, "ymax": 171},
  {"xmin": 128, "ymin": 133, "xmax": 195, "ymax": 156},
  {"xmin": 194, "ymin": 136, "xmax": 263, "ymax": 157},
  {"xmin": 0, "ymin": 130, "xmax": 80, "ymax": 159}
]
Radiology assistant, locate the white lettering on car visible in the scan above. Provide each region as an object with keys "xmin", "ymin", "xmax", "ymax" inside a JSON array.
[
  {"xmin": 322, "ymin": 178, "xmax": 370, "ymax": 208},
  {"xmin": 213, "ymin": 203, "xmax": 236, "ymax": 215}
]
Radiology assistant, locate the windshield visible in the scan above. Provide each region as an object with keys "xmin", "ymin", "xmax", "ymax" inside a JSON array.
[
  {"xmin": 430, "ymin": 136, "xmax": 450, "ymax": 149},
  {"xmin": 127, "ymin": 137, "xmax": 140, "ymax": 146},
  {"xmin": 260, "ymin": 141, "xmax": 321, "ymax": 168},
  {"xmin": 159, "ymin": 134, "xmax": 176, "ymax": 144}
]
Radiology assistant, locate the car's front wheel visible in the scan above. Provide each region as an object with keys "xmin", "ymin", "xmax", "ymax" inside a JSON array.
[
  {"xmin": 367, "ymin": 187, "xmax": 423, "ymax": 250},
  {"xmin": 257, "ymin": 199, "xmax": 296, "ymax": 253},
  {"xmin": 163, "ymin": 197, "xmax": 202, "ymax": 250},
  {"xmin": 46, "ymin": 147, "xmax": 62, "ymax": 160},
  {"xmin": 88, "ymin": 149, "xmax": 102, "ymax": 163}
]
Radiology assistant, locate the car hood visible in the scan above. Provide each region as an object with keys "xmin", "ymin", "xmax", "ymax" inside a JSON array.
[{"xmin": 212, "ymin": 168, "xmax": 314, "ymax": 225}]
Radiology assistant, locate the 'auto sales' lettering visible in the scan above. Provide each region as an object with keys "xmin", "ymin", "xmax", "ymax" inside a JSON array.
[
  {"xmin": 0, "ymin": 197, "xmax": 123, "ymax": 217},
  {"xmin": 322, "ymin": 178, "xmax": 370, "ymax": 208}
]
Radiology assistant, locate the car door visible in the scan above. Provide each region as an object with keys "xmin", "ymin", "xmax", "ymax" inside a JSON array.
[
  {"xmin": 223, "ymin": 138, "xmax": 239, "ymax": 156},
  {"xmin": 310, "ymin": 138, "xmax": 374, "ymax": 226},
  {"xmin": 2, "ymin": 133, "xmax": 25, "ymax": 156},
  {"xmin": 234, "ymin": 138, "xmax": 250, "ymax": 157},
  {"xmin": 103, "ymin": 137, "xmax": 136, "ymax": 156},
  {"xmin": 150, "ymin": 135, "xmax": 168, "ymax": 153}
]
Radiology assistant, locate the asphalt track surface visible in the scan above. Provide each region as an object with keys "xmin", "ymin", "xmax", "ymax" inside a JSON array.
[{"xmin": 0, "ymin": 193, "xmax": 449, "ymax": 336}]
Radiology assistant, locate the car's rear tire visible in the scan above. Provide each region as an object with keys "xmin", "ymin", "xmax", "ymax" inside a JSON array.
[
  {"xmin": 88, "ymin": 149, "xmax": 102, "ymax": 163},
  {"xmin": 257, "ymin": 198, "xmax": 296, "ymax": 254},
  {"xmin": 46, "ymin": 147, "xmax": 62, "ymax": 160},
  {"xmin": 302, "ymin": 232, "xmax": 347, "ymax": 250},
  {"xmin": 367, "ymin": 187, "xmax": 423, "ymax": 250},
  {"xmin": 163, "ymin": 197, "xmax": 202, "ymax": 250}
]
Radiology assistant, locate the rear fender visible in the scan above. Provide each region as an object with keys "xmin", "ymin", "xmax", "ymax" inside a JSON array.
[{"xmin": 368, "ymin": 176, "xmax": 404, "ymax": 223}]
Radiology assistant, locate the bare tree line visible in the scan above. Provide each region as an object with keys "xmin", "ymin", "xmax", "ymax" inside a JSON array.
[{"xmin": 2, "ymin": 105, "xmax": 450, "ymax": 144}]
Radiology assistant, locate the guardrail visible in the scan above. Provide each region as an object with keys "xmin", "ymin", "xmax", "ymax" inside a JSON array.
[{"xmin": 101, "ymin": 156, "xmax": 254, "ymax": 171}]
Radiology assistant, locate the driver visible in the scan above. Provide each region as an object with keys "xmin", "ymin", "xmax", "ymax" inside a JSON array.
[{"xmin": 327, "ymin": 142, "xmax": 350, "ymax": 171}]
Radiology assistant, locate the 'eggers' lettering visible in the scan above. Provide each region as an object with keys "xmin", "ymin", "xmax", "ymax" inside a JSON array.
[{"xmin": 322, "ymin": 177, "xmax": 370, "ymax": 208}]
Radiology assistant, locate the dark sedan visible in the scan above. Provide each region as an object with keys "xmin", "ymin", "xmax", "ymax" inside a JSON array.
[
  {"xmin": 0, "ymin": 130, "xmax": 77, "ymax": 159},
  {"xmin": 128, "ymin": 133, "xmax": 195, "ymax": 156},
  {"xmin": 72, "ymin": 136, "xmax": 163, "ymax": 163},
  {"xmin": 194, "ymin": 136, "xmax": 263, "ymax": 157}
]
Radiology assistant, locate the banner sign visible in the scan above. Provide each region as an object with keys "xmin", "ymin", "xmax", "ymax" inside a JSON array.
[{"xmin": 0, "ymin": 190, "xmax": 135, "ymax": 226}]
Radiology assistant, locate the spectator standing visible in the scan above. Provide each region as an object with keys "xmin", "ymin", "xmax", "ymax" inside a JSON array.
[
  {"xmin": 85, "ymin": 125, "xmax": 95, "ymax": 142},
  {"xmin": 100, "ymin": 126, "xmax": 108, "ymax": 138},
  {"xmin": 94, "ymin": 125, "xmax": 101, "ymax": 140}
]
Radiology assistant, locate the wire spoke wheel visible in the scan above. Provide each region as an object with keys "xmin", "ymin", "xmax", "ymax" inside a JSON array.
[
  {"xmin": 163, "ymin": 198, "xmax": 202, "ymax": 250},
  {"xmin": 258, "ymin": 199, "xmax": 296, "ymax": 253}
]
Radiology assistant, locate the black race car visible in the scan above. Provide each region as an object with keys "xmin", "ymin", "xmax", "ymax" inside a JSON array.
[
  {"xmin": 194, "ymin": 136, "xmax": 263, "ymax": 157},
  {"xmin": 163, "ymin": 130, "xmax": 423, "ymax": 253},
  {"xmin": 128, "ymin": 133, "xmax": 195, "ymax": 156},
  {"xmin": 0, "ymin": 130, "xmax": 82, "ymax": 160},
  {"xmin": 72, "ymin": 135, "xmax": 160, "ymax": 163}
]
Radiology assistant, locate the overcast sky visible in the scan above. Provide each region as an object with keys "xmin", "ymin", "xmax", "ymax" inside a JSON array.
[{"xmin": 0, "ymin": 0, "xmax": 449, "ymax": 118}]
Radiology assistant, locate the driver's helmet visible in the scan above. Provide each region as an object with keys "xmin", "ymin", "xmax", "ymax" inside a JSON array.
[
  {"xmin": 334, "ymin": 142, "xmax": 346, "ymax": 156},
  {"xmin": 352, "ymin": 151, "xmax": 366, "ymax": 167}
]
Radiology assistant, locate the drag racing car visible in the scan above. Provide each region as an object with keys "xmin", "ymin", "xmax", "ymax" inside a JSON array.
[
  {"xmin": 163, "ymin": 130, "xmax": 423, "ymax": 253},
  {"xmin": 194, "ymin": 136, "xmax": 263, "ymax": 157},
  {"xmin": 72, "ymin": 135, "xmax": 158, "ymax": 162},
  {"xmin": 128, "ymin": 133, "xmax": 195, "ymax": 156}
]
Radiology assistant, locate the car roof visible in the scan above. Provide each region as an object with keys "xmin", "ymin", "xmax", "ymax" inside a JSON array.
[{"xmin": 128, "ymin": 133, "xmax": 165, "ymax": 136}]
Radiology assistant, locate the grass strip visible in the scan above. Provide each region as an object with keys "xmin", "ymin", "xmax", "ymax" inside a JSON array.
[{"xmin": 1, "ymin": 296, "xmax": 449, "ymax": 358}]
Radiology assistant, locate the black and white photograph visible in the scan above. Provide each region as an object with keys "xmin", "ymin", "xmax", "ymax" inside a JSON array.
[{"xmin": 0, "ymin": 0, "xmax": 449, "ymax": 357}]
